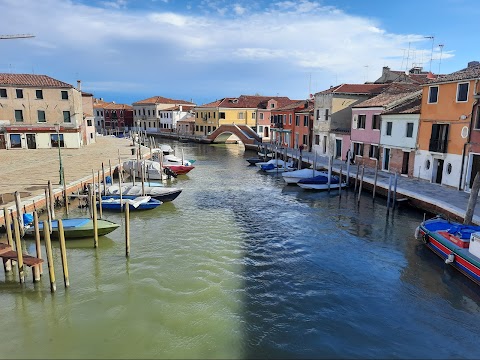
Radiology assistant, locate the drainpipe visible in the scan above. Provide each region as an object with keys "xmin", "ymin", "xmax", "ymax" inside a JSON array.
[{"xmin": 459, "ymin": 78, "xmax": 479, "ymax": 191}]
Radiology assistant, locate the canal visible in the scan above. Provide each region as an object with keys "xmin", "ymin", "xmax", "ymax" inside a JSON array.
[{"xmin": 1, "ymin": 141, "xmax": 480, "ymax": 359}]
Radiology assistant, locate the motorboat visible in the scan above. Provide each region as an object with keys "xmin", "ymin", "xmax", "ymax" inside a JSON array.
[
  {"xmin": 282, "ymin": 168, "xmax": 328, "ymax": 184},
  {"xmin": 99, "ymin": 195, "xmax": 162, "ymax": 211},
  {"xmin": 104, "ymin": 184, "xmax": 182, "ymax": 202},
  {"xmin": 24, "ymin": 218, "xmax": 120, "ymax": 239},
  {"xmin": 260, "ymin": 160, "xmax": 295, "ymax": 173},
  {"xmin": 297, "ymin": 173, "xmax": 347, "ymax": 190}
]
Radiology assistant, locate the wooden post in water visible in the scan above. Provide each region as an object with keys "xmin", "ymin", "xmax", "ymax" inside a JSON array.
[
  {"xmin": 63, "ymin": 172, "xmax": 69, "ymax": 216},
  {"xmin": 13, "ymin": 217, "xmax": 25, "ymax": 283},
  {"xmin": 33, "ymin": 211, "xmax": 43, "ymax": 276},
  {"xmin": 109, "ymin": 159, "xmax": 112, "ymax": 182},
  {"xmin": 373, "ymin": 160, "xmax": 378, "ymax": 200},
  {"xmin": 125, "ymin": 202, "xmax": 130, "ymax": 257},
  {"xmin": 43, "ymin": 220, "xmax": 56, "ymax": 293},
  {"xmin": 327, "ymin": 155, "xmax": 332, "ymax": 192},
  {"xmin": 464, "ymin": 171, "xmax": 480, "ymax": 225},
  {"xmin": 98, "ymin": 170, "xmax": 103, "ymax": 219},
  {"xmin": 354, "ymin": 164, "xmax": 359, "ymax": 193},
  {"xmin": 141, "ymin": 161, "xmax": 145, "ymax": 196},
  {"xmin": 87, "ymin": 185, "xmax": 93, "ymax": 219},
  {"xmin": 48, "ymin": 180, "xmax": 55, "ymax": 220},
  {"xmin": 3, "ymin": 207, "xmax": 13, "ymax": 272},
  {"xmin": 387, "ymin": 175, "xmax": 392, "ymax": 214},
  {"xmin": 357, "ymin": 165, "xmax": 365, "ymax": 205},
  {"xmin": 339, "ymin": 165, "xmax": 343, "ymax": 198},
  {"xmin": 346, "ymin": 153, "xmax": 351, "ymax": 184},
  {"xmin": 102, "ymin": 162, "xmax": 106, "ymax": 196},
  {"xmin": 92, "ymin": 185, "xmax": 99, "ymax": 248},
  {"xmin": 57, "ymin": 219, "xmax": 70, "ymax": 287},
  {"xmin": 392, "ymin": 171, "xmax": 398, "ymax": 210},
  {"xmin": 14, "ymin": 191, "xmax": 24, "ymax": 237}
]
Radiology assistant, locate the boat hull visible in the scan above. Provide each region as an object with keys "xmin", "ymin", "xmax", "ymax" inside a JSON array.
[
  {"xmin": 282, "ymin": 169, "xmax": 327, "ymax": 184},
  {"xmin": 99, "ymin": 195, "xmax": 162, "ymax": 211},
  {"xmin": 105, "ymin": 185, "xmax": 182, "ymax": 202},
  {"xmin": 297, "ymin": 182, "xmax": 347, "ymax": 190},
  {"xmin": 163, "ymin": 165, "xmax": 194, "ymax": 175},
  {"xmin": 418, "ymin": 218, "xmax": 480, "ymax": 286},
  {"xmin": 24, "ymin": 218, "xmax": 120, "ymax": 240}
]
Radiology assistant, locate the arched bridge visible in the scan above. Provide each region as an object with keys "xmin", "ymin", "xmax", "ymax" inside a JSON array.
[{"xmin": 206, "ymin": 124, "xmax": 262, "ymax": 145}]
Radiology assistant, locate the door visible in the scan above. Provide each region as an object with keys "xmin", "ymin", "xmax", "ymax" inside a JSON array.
[
  {"xmin": 401, "ymin": 151, "xmax": 409, "ymax": 175},
  {"xmin": 264, "ymin": 127, "xmax": 269, "ymax": 138},
  {"xmin": 0, "ymin": 134, "xmax": 5, "ymax": 149},
  {"xmin": 434, "ymin": 159, "xmax": 444, "ymax": 184},
  {"xmin": 469, "ymin": 155, "xmax": 480, "ymax": 188},
  {"xmin": 383, "ymin": 148, "xmax": 390, "ymax": 171},
  {"xmin": 335, "ymin": 139, "xmax": 342, "ymax": 159},
  {"xmin": 26, "ymin": 134, "xmax": 36, "ymax": 149}
]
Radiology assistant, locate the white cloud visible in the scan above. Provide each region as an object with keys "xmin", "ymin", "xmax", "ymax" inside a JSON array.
[{"xmin": 0, "ymin": 0, "xmax": 454, "ymax": 102}]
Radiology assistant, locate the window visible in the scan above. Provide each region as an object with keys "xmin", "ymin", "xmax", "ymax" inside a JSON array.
[
  {"xmin": 252, "ymin": 112, "xmax": 256, "ymax": 119},
  {"xmin": 51, "ymin": 134, "xmax": 65, "ymax": 148},
  {"xmin": 406, "ymin": 122, "xmax": 414, "ymax": 138},
  {"xmin": 429, "ymin": 124, "xmax": 449, "ymax": 153},
  {"xmin": 353, "ymin": 142, "xmax": 364, "ymax": 156},
  {"xmin": 324, "ymin": 109, "xmax": 329, "ymax": 120},
  {"xmin": 36, "ymin": 90, "xmax": 43, "ymax": 99},
  {"xmin": 219, "ymin": 112, "xmax": 226, "ymax": 119},
  {"xmin": 475, "ymin": 108, "xmax": 480, "ymax": 129},
  {"xmin": 61, "ymin": 90, "xmax": 68, "ymax": 100},
  {"xmin": 16, "ymin": 89, "xmax": 23, "ymax": 98},
  {"xmin": 270, "ymin": 103, "xmax": 275, "ymax": 108},
  {"xmin": 295, "ymin": 115, "xmax": 300, "ymax": 126},
  {"xmin": 259, "ymin": 113, "xmax": 264, "ymax": 120},
  {"xmin": 447, "ymin": 163, "xmax": 452, "ymax": 174},
  {"xmin": 315, "ymin": 134, "xmax": 320, "ymax": 145},
  {"xmin": 87, "ymin": 119, "xmax": 92, "ymax": 126},
  {"xmin": 258, "ymin": 126, "xmax": 263, "ymax": 132},
  {"xmin": 15, "ymin": 110, "xmax": 24, "ymax": 122},
  {"xmin": 323, "ymin": 136, "xmax": 327, "ymax": 153},
  {"xmin": 316, "ymin": 109, "xmax": 320, "ymax": 119},
  {"xmin": 386, "ymin": 122, "xmax": 392, "ymax": 136},
  {"xmin": 358, "ymin": 115, "xmax": 366, "ymax": 129},
  {"xmin": 147, "ymin": 110, "xmax": 151, "ymax": 116},
  {"xmin": 457, "ymin": 82, "xmax": 469, "ymax": 102},
  {"xmin": 37, "ymin": 110, "xmax": 46, "ymax": 122},
  {"xmin": 372, "ymin": 115, "xmax": 381, "ymax": 130},
  {"xmin": 289, "ymin": 114, "xmax": 292, "ymax": 124},
  {"xmin": 304, "ymin": 115, "xmax": 308, "ymax": 126},
  {"xmin": 63, "ymin": 111, "xmax": 71, "ymax": 122},
  {"xmin": 369, "ymin": 144, "xmax": 379, "ymax": 159},
  {"xmin": 238, "ymin": 112, "xmax": 244, "ymax": 119},
  {"xmin": 428, "ymin": 86, "xmax": 438, "ymax": 103},
  {"xmin": 10, "ymin": 134, "xmax": 21, "ymax": 148},
  {"xmin": 0, "ymin": 88, "xmax": 7, "ymax": 97}
]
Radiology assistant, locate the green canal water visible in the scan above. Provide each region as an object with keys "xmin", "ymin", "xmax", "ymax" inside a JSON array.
[{"xmin": 1, "ymin": 141, "xmax": 480, "ymax": 359}]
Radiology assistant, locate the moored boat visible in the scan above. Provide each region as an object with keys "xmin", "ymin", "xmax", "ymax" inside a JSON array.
[
  {"xmin": 297, "ymin": 173, "xmax": 347, "ymax": 190},
  {"xmin": 99, "ymin": 195, "xmax": 162, "ymax": 211},
  {"xmin": 105, "ymin": 184, "xmax": 182, "ymax": 202},
  {"xmin": 24, "ymin": 218, "xmax": 120, "ymax": 239},
  {"xmin": 415, "ymin": 216, "xmax": 480, "ymax": 285},
  {"xmin": 246, "ymin": 157, "xmax": 262, "ymax": 166},
  {"xmin": 282, "ymin": 168, "xmax": 327, "ymax": 184},
  {"xmin": 260, "ymin": 161, "xmax": 295, "ymax": 173}
]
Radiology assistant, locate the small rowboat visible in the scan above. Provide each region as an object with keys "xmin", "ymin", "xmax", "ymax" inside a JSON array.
[
  {"xmin": 99, "ymin": 195, "xmax": 162, "ymax": 211},
  {"xmin": 24, "ymin": 218, "xmax": 120, "ymax": 240}
]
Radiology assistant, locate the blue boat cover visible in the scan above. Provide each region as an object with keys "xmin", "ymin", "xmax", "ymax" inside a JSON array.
[
  {"xmin": 298, "ymin": 174, "xmax": 340, "ymax": 185},
  {"xmin": 423, "ymin": 217, "xmax": 480, "ymax": 240},
  {"xmin": 261, "ymin": 163, "xmax": 275, "ymax": 171}
]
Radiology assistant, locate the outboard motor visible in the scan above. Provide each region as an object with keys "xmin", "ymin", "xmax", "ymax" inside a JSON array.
[{"xmin": 163, "ymin": 167, "xmax": 178, "ymax": 179}]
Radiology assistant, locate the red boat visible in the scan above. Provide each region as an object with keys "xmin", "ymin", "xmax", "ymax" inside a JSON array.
[{"xmin": 163, "ymin": 164, "xmax": 195, "ymax": 175}]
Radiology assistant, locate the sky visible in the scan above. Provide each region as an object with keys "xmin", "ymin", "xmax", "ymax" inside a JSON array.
[{"xmin": 0, "ymin": 0, "xmax": 478, "ymax": 106}]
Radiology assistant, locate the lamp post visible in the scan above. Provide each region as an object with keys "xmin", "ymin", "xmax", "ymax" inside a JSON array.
[{"xmin": 54, "ymin": 123, "xmax": 64, "ymax": 185}]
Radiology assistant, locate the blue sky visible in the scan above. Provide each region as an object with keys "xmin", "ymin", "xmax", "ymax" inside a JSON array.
[{"xmin": 0, "ymin": 0, "xmax": 477, "ymax": 106}]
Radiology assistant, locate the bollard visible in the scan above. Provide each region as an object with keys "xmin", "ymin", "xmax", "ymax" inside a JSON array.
[
  {"xmin": 33, "ymin": 211, "xmax": 43, "ymax": 276},
  {"xmin": 125, "ymin": 202, "xmax": 130, "ymax": 257},
  {"xmin": 13, "ymin": 217, "xmax": 25, "ymax": 283},
  {"xmin": 57, "ymin": 219, "xmax": 70, "ymax": 287},
  {"xmin": 43, "ymin": 220, "xmax": 56, "ymax": 293}
]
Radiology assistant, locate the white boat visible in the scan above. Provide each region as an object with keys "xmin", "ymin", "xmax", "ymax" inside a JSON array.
[
  {"xmin": 123, "ymin": 159, "xmax": 164, "ymax": 180},
  {"xmin": 163, "ymin": 154, "xmax": 194, "ymax": 166},
  {"xmin": 282, "ymin": 168, "xmax": 328, "ymax": 184},
  {"xmin": 156, "ymin": 144, "xmax": 174, "ymax": 155},
  {"xmin": 255, "ymin": 159, "xmax": 289, "ymax": 169},
  {"xmin": 297, "ymin": 174, "xmax": 347, "ymax": 190},
  {"xmin": 258, "ymin": 151, "xmax": 274, "ymax": 158},
  {"xmin": 104, "ymin": 184, "xmax": 182, "ymax": 202},
  {"xmin": 260, "ymin": 160, "xmax": 295, "ymax": 173}
]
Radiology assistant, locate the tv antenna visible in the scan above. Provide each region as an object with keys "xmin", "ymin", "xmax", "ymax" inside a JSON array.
[
  {"xmin": 0, "ymin": 34, "xmax": 35, "ymax": 40},
  {"xmin": 438, "ymin": 44, "xmax": 444, "ymax": 74},
  {"xmin": 425, "ymin": 35, "xmax": 435, "ymax": 72}
]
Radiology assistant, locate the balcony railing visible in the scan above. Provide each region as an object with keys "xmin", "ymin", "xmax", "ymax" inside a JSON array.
[{"xmin": 429, "ymin": 139, "xmax": 448, "ymax": 153}]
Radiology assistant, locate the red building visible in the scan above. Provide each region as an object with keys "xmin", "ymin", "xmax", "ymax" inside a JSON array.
[{"xmin": 103, "ymin": 103, "xmax": 133, "ymax": 132}]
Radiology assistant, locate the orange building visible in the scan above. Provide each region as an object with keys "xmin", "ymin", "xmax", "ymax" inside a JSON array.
[{"xmin": 415, "ymin": 62, "xmax": 480, "ymax": 189}]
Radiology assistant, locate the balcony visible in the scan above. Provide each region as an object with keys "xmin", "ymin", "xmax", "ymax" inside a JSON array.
[{"xmin": 429, "ymin": 139, "xmax": 448, "ymax": 153}]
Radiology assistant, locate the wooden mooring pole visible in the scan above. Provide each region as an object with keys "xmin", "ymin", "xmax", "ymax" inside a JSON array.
[
  {"xmin": 92, "ymin": 185, "xmax": 99, "ymax": 248},
  {"xmin": 357, "ymin": 165, "xmax": 365, "ymax": 205},
  {"xmin": 373, "ymin": 161, "xmax": 378, "ymax": 200},
  {"xmin": 392, "ymin": 172, "xmax": 398, "ymax": 210},
  {"xmin": 387, "ymin": 175, "xmax": 392, "ymax": 215},
  {"xmin": 33, "ymin": 211, "xmax": 43, "ymax": 276},
  {"xmin": 57, "ymin": 219, "xmax": 70, "ymax": 287},
  {"xmin": 125, "ymin": 202, "xmax": 130, "ymax": 257},
  {"xmin": 3, "ymin": 206, "xmax": 13, "ymax": 272},
  {"xmin": 354, "ymin": 164, "xmax": 359, "ymax": 193},
  {"xmin": 13, "ymin": 217, "xmax": 25, "ymax": 283},
  {"xmin": 43, "ymin": 220, "xmax": 56, "ymax": 293},
  {"xmin": 339, "ymin": 166, "xmax": 343, "ymax": 198},
  {"xmin": 464, "ymin": 171, "xmax": 480, "ymax": 225}
]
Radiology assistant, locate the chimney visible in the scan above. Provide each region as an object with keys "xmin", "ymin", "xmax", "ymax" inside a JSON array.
[
  {"xmin": 77, "ymin": 80, "xmax": 81, "ymax": 91},
  {"xmin": 382, "ymin": 66, "xmax": 390, "ymax": 76},
  {"xmin": 179, "ymin": 105, "xmax": 183, "ymax": 112}
]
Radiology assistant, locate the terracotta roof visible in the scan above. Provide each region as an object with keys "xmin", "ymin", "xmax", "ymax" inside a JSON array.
[
  {"xmin": 103, "ymin": 103, "xmax": 133, "ymax": 110},
  {"xmin": 381, "ymin": 96, "xmax": 422, "ymax": 115},
  {"xmin": 273, "ymin": 100, "xmax": 309, "ymax": 111},
  {"xmin": 316, "ymin": 83, "xmax": 388, "ymax": 95},
  {"xmin": 82, "ymin": 91, "xmax": 94, "ymax": 97},
  {"xmin": 353, "ymin": 83, "xmax": 422, "ymax": 108},
  {"xmin": 427, "ymin": 63, "xmax": 480, "ymax": 85},
  {"xmin": 197, "ymin": 95, "xmax": 293, "ymax": 109},
  {"xmin": 162, "ymin": 105, "xmax": 195, "ymax": 111},
  {"xmin": 133, "ymin": 96, "xmax": 195, "ymax": 106},
  {"xmin": 0, "ymin": 73, "xmax": 73, "ymax": 88}
]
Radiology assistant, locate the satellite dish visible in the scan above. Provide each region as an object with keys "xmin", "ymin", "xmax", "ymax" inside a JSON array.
[{"xmin": 461, "ymin": 126, "xmax": 469, "ymax": 139}]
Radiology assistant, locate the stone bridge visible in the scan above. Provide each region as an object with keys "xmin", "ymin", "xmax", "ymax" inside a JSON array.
[{"xmin": 206, "ymin": 124, "xmax": 262, "ymax": 145}]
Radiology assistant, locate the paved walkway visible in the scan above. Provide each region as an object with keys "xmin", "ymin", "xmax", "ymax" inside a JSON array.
[
  {"xmin": 262, "ymin": 144, "xmax": 480, "ymax": 224},
  {"xmin": 0, "ymin": 135, "xmax": 148, "ymax": 219}
]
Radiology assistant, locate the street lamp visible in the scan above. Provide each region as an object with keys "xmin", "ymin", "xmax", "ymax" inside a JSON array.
[{"xmin": 54, "ymin": 123, "xmax": 64, "ymax": 185}]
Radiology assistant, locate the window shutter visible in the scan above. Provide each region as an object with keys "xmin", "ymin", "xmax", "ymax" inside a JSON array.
[{"xmin": 352, "ymin": 115, "xmax": 358, "ymax": 129}]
